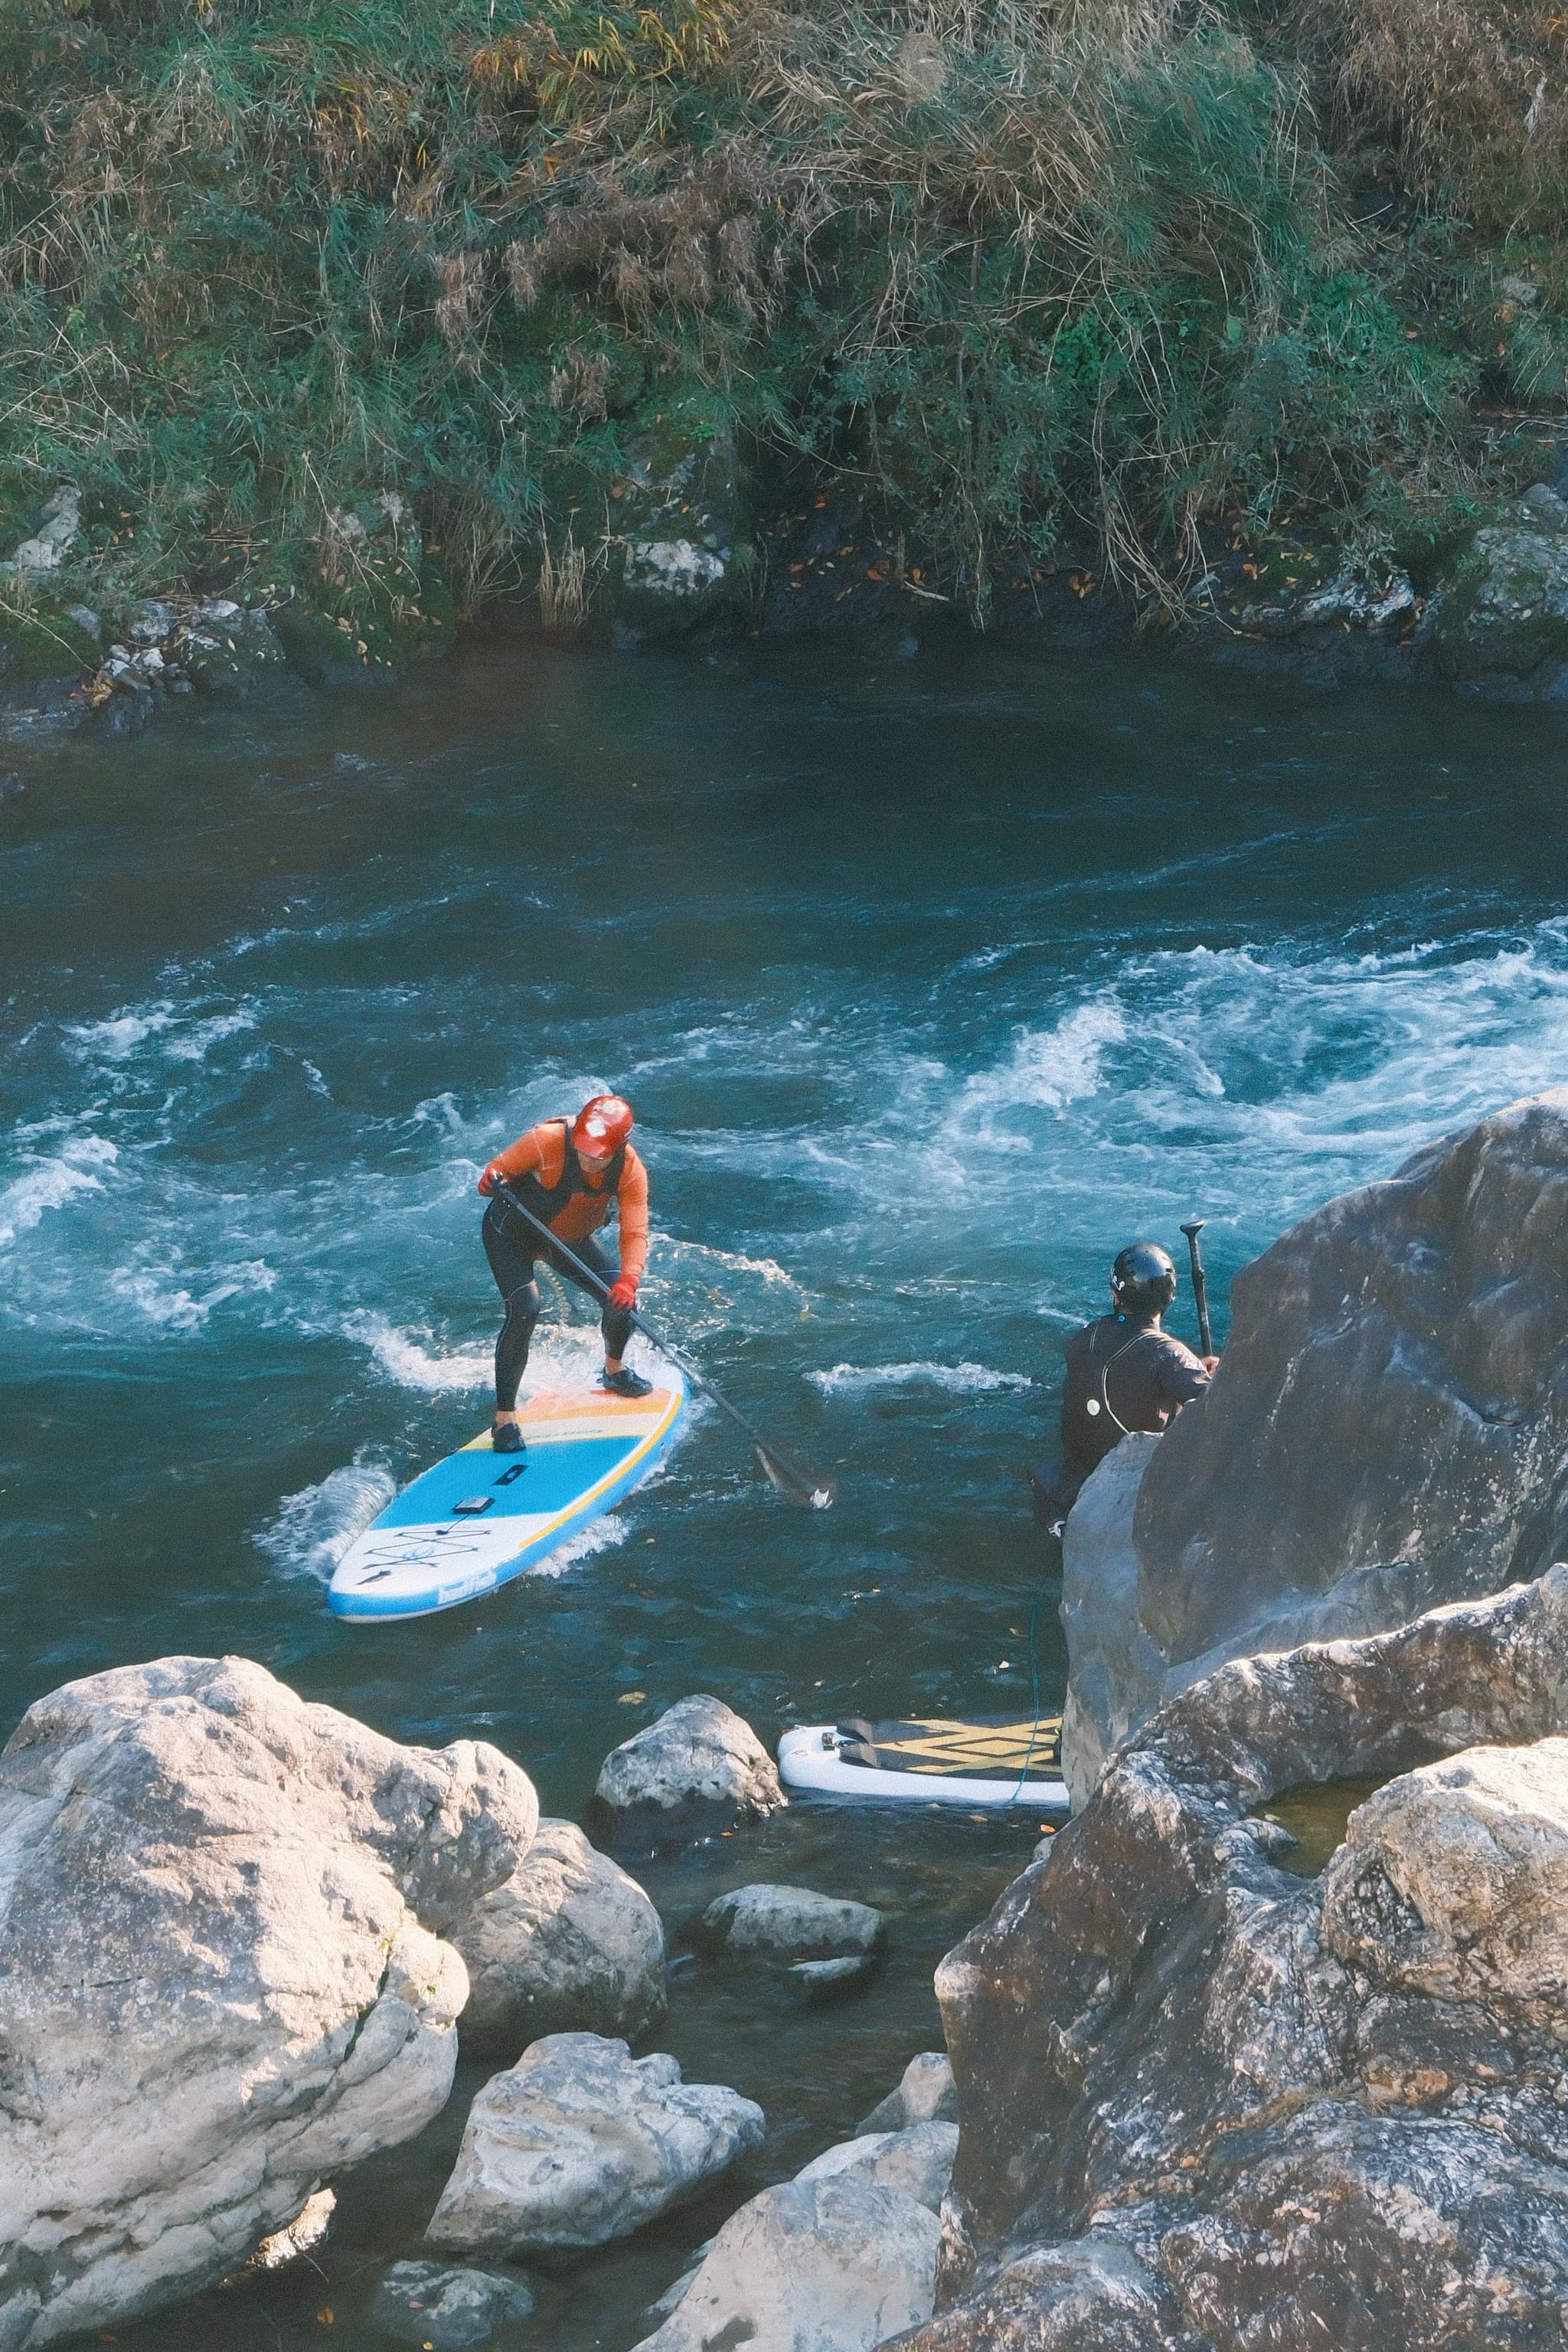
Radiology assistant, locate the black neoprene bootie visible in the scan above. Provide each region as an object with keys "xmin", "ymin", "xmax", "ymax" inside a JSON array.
[
  {"xmin": 492, "ymin": 1419, "xmax": 527, "ymax": 1453},
  {"xmin": 601, "ymin": 1365, "xmax": 652, "ymax": 1399}
]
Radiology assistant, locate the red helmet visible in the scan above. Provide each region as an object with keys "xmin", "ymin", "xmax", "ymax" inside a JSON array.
[{"xmin": 573, "ymin": 1094, "xmax": 633, "ymax": 1158}]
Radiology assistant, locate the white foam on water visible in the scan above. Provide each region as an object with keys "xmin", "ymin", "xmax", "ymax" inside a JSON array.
[
  {"xmin": 253, "ymin": 1455, "xmax": 400, "ymax": 1583},
  {"xmin": 108, "ymin": 1258, "xmax": 276, "ymax": 1331},
  {"xmin": 808, "ymin": 1360, "xmax": 1034, "ymax": 1396},
  {"xmin": 342, "ymin": 1312, "xmax": 662, "ymax": 1400},
  {"xmin": 346, "ymin": 1313, "xmax": 494, "ymax": 1393},
  {"xmin": 0, "ymin": 1137, "xmax": 116, "ymax": 1250},
  {"xmin": 527, "ymin": 1513, "xmax": 631, "ymax": 1578},
  {"xmin": 942, "ymin": 1001, "xmax": 1129, "ymax": 1145},
  {"xmin": 64, "ymin": 998, "xmax": 257, "ymax": 1066},
  {"xmin": 162, "ymin": 1008, "xmax": 259, "ymax": 1063},
  {"xmin": 683, "ymin": 1245, "xmax": 802, "ymax": 1288},
  {"xmin": 64, "ymin": 1004, "xmax": 177, "ymax": 1058}
]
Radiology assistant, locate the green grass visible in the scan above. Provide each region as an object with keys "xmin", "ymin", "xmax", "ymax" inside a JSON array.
[{"xmin": 0, "ymin": 0, "xmax": 1559, "ymax": 644}]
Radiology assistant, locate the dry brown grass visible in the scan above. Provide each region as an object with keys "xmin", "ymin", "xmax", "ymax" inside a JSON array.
[{"xmin": 1303, "ymin": 0, "xmax": 1568, "ymax": 227}]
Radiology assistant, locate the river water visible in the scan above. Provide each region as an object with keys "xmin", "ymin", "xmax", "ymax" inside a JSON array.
[{"xmin": 6, "ymin": 638, "xmax": 1568, "ymax": 2347}]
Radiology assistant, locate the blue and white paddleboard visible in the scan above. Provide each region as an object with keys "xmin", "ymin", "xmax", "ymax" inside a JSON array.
[{"xmin": 329, "ymin": 1374, "xmax": 685, "ymax": 1622}]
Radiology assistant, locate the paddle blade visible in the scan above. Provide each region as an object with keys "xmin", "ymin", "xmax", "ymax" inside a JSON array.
[{"xmin": 755, "ymin": 1442, "xmax": 835, "ymax": 1510}]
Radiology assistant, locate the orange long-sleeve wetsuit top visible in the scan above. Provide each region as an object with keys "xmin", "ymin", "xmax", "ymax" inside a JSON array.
[{"xmin": 489, "ymin": 1119, "xmax": 649, "ymax": 1285}]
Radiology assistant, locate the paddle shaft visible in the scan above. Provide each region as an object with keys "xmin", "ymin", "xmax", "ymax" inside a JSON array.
[
  {"xmin": 493, "ymin": 1181, "xmax": 832, "ymax": 1508},
  {"xmin": 1180, "ymin": 1218, "xmax": 1214, "ymax": 1357}
]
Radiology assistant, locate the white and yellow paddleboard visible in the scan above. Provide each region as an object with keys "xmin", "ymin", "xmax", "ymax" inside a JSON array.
[
  {"xmin": 778, "ymin": 1711, "xmax": 1069, "ymax": 1812},
  {"xmin": 328, "ymin": 1374, "xmax": 684, "ymax": 1622}
]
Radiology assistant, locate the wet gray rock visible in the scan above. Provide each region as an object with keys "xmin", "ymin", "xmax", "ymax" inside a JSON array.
[
  {"xmin": 788, "ymin": 1953, "xmax": 877, "ymax": 1999},
  {"xmin": 426, "ymin": 2031, "xmax": 764, "ymax": 2256},
  {"xmin": 1436, "ymin": 495, "xmax": 1568, "ymax": 679},
  {"xmin": 174, "ymin": 603, "xmax": 289, "ymax": 695},
  {"xmin": 903, "ymin": 1566, "xmax": 1568, "ymax": 2352},
  {"xmin": 0, "ymin": 1655, "xmax": 539, "ymax": 2347},
  {"xmin": 609, "ymin": 428, "xmax": 744, "ymax": 639},
  {"xmin": 449, "ymin": 1816, "xmax": 666, "ymax": 2057},
  {"xmin": 591, "ymin": 1694, "xmax": 785, "ymax": 1852},
  {"xmin": 1064, "ymin": 1090, "xmax": 1568, "ymax": 1795},
  {"xmin": 368, "ymin": 2261, "xmax": 534, "ymax": 2349},
  {"xmin": 858, "ymin": 2051, "xmax": 956, "ymax": 2135},
  {"xmin": 1237, "ymin": 562, "xmax": 1416, "ymax": 640},
  {"xmin": 633, "ymin": 2171, "xmax": 941, "ymax": 2352},
  {"xmin": 692, "ymin": 1881, "xmax": 884, "ymax": 1962}
]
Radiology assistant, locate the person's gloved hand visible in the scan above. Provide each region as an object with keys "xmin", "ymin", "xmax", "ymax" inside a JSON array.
[
  {"xmin": 478, "ymin": 1160, "xmax": 509, "ymax": 1197},
  {"xmin": 608, "ymin": 1275, "xmax": 638, "ymax": 1311}
]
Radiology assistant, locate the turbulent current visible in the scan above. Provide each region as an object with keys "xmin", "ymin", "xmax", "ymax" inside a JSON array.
[{"xmin": 5, "ymin": 636, "xmax": 1568, "ymax": 2347}]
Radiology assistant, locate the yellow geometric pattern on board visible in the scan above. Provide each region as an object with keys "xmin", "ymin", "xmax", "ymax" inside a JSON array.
[{"xmin": 868, "ymin": 1715, "xmax": 1063, "ymax": 1777}]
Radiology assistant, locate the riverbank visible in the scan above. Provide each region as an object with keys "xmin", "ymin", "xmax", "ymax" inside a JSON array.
[
  {"xmin": 13, "ymin": 480, "xmax": 1568, "ymax": 748},
  {"xmin": 7, "ymin": 0, "xmax": 1568, "ymax": 725}
]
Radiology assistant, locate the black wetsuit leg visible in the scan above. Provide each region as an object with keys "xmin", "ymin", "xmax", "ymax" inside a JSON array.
[
  {"xmin": 550, "ymin": 1231, "xmax": 635, "ymax": 1360},
  {"xmin": 483, "ymin": 1206, "xmax": 635, "ymax": 1406},
  {"xmin": 482, "ymin": 1197, "xmax": 542, "ymax": 1412}
]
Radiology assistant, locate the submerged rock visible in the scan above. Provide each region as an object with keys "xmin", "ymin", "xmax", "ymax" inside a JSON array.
[
  {"xmin": 591, "ymin": 1694, "xmax": 785, "ymax": 1851},
  {"xmin": 910, "ymin": 1566, "xmax": 1568, "ymax": 2350},
  {"xmin": 367, "ymin": 2261, "xmax": 534, "ymax": 2350},
  {"xmin": 449, "ymin": 1816, "xmax": 666, "ymax": 2056},
  {"xmin": 0, "ymin": 1654, "xmax": 539, "ymax": 2347},
  {"xmin": 426, "ymin": 2031, "xmax": 764, "ymax": 2256},
  {"xmin": 691, "ymin": 1881, "xmax": 884, "ymax": 1963},
  {"xmin": 1064, "ymin": 1089, "xmax": 1568, "ymax": 1794}
]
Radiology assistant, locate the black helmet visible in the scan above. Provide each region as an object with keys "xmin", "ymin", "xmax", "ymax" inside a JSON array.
[{"xmin": 1111, "ymin": 1241, "xmax": 1177, "ymax": 1318}]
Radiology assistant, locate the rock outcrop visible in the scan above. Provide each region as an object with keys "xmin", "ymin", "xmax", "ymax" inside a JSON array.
[
  {"xmin": 426, "ymin": 2031, "xmax": 764, "ymax": 2255},
  {"xmin": 0, "ymin": 1654, "xmax": 539, "ymax": 2348},
  {"xmin": 1063, "ymin": 1091, "xmax": 1568, "ymax": 1795},
  {"xmin": 591, "ymin": 1694, "xmax": 786, "ymax": 1852},
  {"xmin": 3, "ymin": 485, "xmax": 80, "ymax": 578},
  {"xmin": 637, "ymin": 2120, "xmax": 952, "ymax": 2352},
  {"xmin": 910, "ymin": 1566, "xmax": 1568, "ymax": 2351},
  {"xmin": 449, "ymin": 1817, "xmax": 666, "ymax": 2056}
]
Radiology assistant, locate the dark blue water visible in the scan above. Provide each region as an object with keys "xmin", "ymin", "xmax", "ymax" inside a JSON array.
[{"xmin": 5, "ymin": 637, "xmax": 1568, "ymax": 2347}]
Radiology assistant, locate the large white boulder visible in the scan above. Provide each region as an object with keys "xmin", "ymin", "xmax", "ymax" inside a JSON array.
[
  {"xmin": 426, "ymin": 2031, "xmax": 765, "ymax": 2254},
  {"xmin": 593, "ymin": 1696, "xmax": 785, "ymax": 1850},
  {"xmin": 795, "ymin": 2120, "xmax": 958, "ymax": 2215},
  {"xmin": 0, "ymin": 1654, "xmax": 539, "ymax": 2347},
  {"xmin": 635, "ymin": 2167, "xmax": 942, "ymax": 2352},
  {"xmin": 448, "ymin": 1817, "xmax": 667, "ymax": 2056}
]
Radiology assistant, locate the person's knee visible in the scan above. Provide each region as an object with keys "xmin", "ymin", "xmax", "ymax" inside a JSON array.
[{"xmin": 502, "ymin": 1277, "xmax": 541, "ymax": 1320}]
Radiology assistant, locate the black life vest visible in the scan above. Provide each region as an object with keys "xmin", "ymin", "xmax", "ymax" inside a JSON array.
[{"xmin": 506, "ymin": 1118, "xmax": 627, "ymax": 1228}]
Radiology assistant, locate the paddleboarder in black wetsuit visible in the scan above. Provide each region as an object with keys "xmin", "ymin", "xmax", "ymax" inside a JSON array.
[{"xmin": 1032, "ymin": 1243, "xmax": 1217, "ymax": 1530}]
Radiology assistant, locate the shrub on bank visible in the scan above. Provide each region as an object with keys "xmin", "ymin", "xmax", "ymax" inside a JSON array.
[{"xmin": 0, "ymin": 0, "xmax": 1557, "ymax": 649}]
